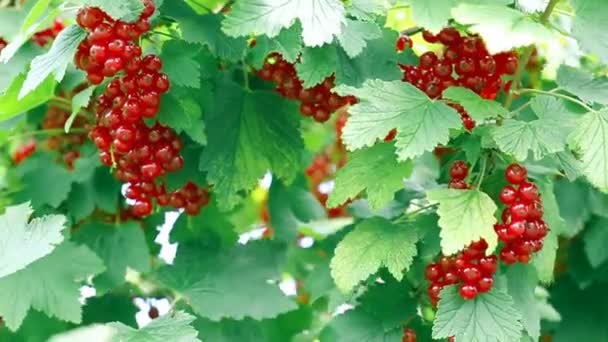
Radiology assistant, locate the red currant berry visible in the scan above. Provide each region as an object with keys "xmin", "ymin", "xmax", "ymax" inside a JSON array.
[
  {"xmin": 518, "ymin": 181, "xmax": 539, "ymax": 204},
  {"xmin": 505, "ymin": 163, "xmax": 527, "ymax": 184},
  {"xmin": 459, "ymin": 285, "xmax": 478, "ymax": 300},
  {"xmin": 499, "ymin": 186, "xmax": 518, "ymax": 205}
]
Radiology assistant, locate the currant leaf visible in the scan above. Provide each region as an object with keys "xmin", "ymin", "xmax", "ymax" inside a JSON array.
[
  {"xmin": 328, "ymin": 142, "xmax": 413, "ymax": 210},
  {"xmin": 330, "ymin": 217, "xmax": 418, "ymax": 292},
  {"xmin": 427, "ymin": 188, "xmax": 498, "ymax": 255},
  {"xmin": 334, "ymin": 79, "xmax": 461, "ymax": 160}
]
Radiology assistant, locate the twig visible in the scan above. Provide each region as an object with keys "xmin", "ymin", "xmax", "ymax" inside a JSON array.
[
  {"xmin": 517, "ymin": 88, "xmax": 595, "ymax": 112},
  {"xmin": 503, "ymin": 0, "xmax": 560, "ymax": 109}
]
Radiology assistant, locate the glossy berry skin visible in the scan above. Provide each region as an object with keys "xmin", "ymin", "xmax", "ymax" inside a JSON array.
[
  {"xmin": 505, "ymin": 163, "xmax": 527, "ymax": 184},
  {"xmin": 450, "ymin": 160, "xmax": 469, "ymax": 180},
  {"xmin": 496, "ymin": 163, "xmax": 548, "ymax": 264},
  {"xmin": 396, "ymin": 35, "xmax": 413, "ymax": 52},
  {"xmin": 426, "ymin": 239, "xmax": 496, "ymax": 304},
  {"xmin": 75, "ymin": 3, "xmax": 211, "ymax": 217},
  {"xmin": 459, "ymin": 285, "xmax": 478, "ymax": 300}
]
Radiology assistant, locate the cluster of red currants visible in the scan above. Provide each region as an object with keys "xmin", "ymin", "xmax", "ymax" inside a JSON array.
[
  {"xmin": 448, "ymin": 160, "xmax": 471, "ymax": 189},
  {"xmin": 495, "ymin": 163, "xmax": 548, "ymax": 264},
  {"xmin": 257, "ymin": 53, "xmax": 357, "ymax": 122},
  {"xmin": 399, "ymin": 27, "xmax": 518, "ymax": 130},
  {"xmin": 32, "ymin": 19, "xmax": 65, "ymax": 47},
  {"xmin": 426, "ymin": 239, "xmax": 497, "ymax": 304},
  {"xmin": 74, "ymin": 0, "xmax": 155, "ymax": 85},
  {"xmin": 76, "ymin": 3, "xmax": 209, "ymax": 217}
]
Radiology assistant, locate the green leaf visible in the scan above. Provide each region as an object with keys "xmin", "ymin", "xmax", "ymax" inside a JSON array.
[
  {"xmin": 181, "ymin": 99, "xmax": 207, "ymax": 145},
  {"xmin": 156, "ymin": 241, "xmax": 297, "ymax": 321},
  {"xmin": 66, "ymin": 183, "xmax": 96, "ymax": 222},
  {"xmin": 170, "ymin": 201, "xmax": 238, "ymax": 246},
  {"xmin": 570, "ymin": 0, "xmax": 608, "ymax": 65},
  {"xmin": 247, "ymin": 25, "xmax": 303, "ymax": 68},
  {"xmin": 0, "ymin": 202, "xmax": 66, "ymax": 278},
  {"xmin": 492, "ymin": 119, "xmax": 571, "ymax": 161},
  {"xmin": 77, "ymin": 0, "xmax": 145, "ymax": 22},
  {"xmin": 506, "ymin": 265, "xmax": 541, "ymax": 340},
  {"xmin": 75, "ymin": 222, "xmax": 150, "ymax": 292},
  {"xmin": 451, "ymin": 3, "xmax": 552, "ymax": 53},
  {"xmin": 0, "ymin": 242, "xmax": 105, "ymax": 331},
  {"xmin": 160, "ymin": 40, "xmax": 201, "ymax": 88},
  {"xmin": 334, "ymin": 80, "xmax": 461, "ymax": 160},
  {"xmin": 200, "ymin": 81, "xmax": 303, "ymax": 209},
  {"xmin": 156, "ymin": 92, "xmax": 188, "ymax": 131},
  {"xmin": 583, "ymin": 217, "xmax": 608, "ymax": 268},
  {"xmin": 22, "ymin": 0, "xmax": 52, "ymax": 32},
  {"xmin": 555, "ymin": 65, "xmax": 608, "ymax": 105},
  {"xmin": 568, "ymin": 109, "xmax": 608, "ymax": 192},
  {"xmin": 330, "ymin": 217, "xmax": 418, "ymax": 292},
  {"xmin": 492, "ymin": 95, "xmax": 579, "ymax": 162},
  {"xmin": 295, "ymin": 46, "xmax": 338, "ymax": 87},
  {"xmin": 222, "ymin": 0, "xmax": 346, "ymax": 47},
  {"xmin": 348, "ymin": 0, "xmax": 385, "ymax": 21},
  {"xmin": 16, "ymin": 154, "xmax": 73, "ymax": 208},
  {"xmin": 162, "ymin": 2, "xmax": 247, "ymax": 62},
  {"xmin": 443, "ymin": 86, "xmax": 508, "ymax": 121},
  {"xmin": 0, "ymin": 43, "xmax": 40, "ymax": 95},
  {"xmin": 427, "ymin": 188, "xmax": 498, "ymax": 255},
  {"xmin": 268, "ymin": 178, "xmax": 327, "ymax": 242},
  {"xmin": 19, "ymin": 25, "xmax": 86, "ymax": 99},
  {"xmin": 433, "ymin": 285, "xmax": 523, "ymax": 342},
  {"xmin": 551, "ymin": 151, "xmax": 584, "ymax": 182},
  {"xmin": 533, "ymin": 180, "xmax": 566, "ymax": 283},
  {"xmin": 410, "ymin": 0, "xmax": 456, "ymax": 33},
  {"xmin": 319, "ymin": 280, "xmax": 413, "ymax": 341},
  {"xmin": 336, "ymin": 19, "xmax": 382, "ymax": 58},
  {"xmin": 65, "ymin": 86, "xmax": 95, "ymax": 133},
  {"xmin": 110, "ymin": 311, "xmax": 200, "ymax": 341},
  {"xmin": 0, "ymin": 73, "xmax": 55, "ymax": 122},
  {"xmin": 328, "ymin": 143, "xmax": 413, "ymax": 210},
  {"xmin": 82, "ymin": 293, "xmax": 138, "ymax": 327},
  {"xmin": 194, "ymin": 308, "xmax": 312, "ymax": 342},
  {"xmin": 550, "ymin": 280, "xmax": 608, "ymax": 341},
  {"xmin": 335, "ymin": 29, "xmax": 409, "ymax": 87}
]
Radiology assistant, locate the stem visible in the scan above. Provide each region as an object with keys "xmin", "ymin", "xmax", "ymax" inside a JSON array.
[
  {"xmin": 52, "ymin": 96, "xmax": 72, "ymax": 107},
  {"xmin": 517, "ymin": 88, "xmax": 595, "ymax": 112},
  {"xmin": 400, "ymin": 26, "xmax": 423, "ymax": 36},
  {"xmin": 8, "ymin": 128, "xmax": 87, "ymax": 141},
  {"xmin": 151, "ymin": 30, "xmax": 181, "ymax": 40},
  {"xmin": 503, "ymin": 0, "xmax": 560, "ymax": 109},
  {"xmin": 510, "ymin": 100, "xmax": 532, "ymax": 115},
  {"xmin": 394, "ymin": 203, "xmax": 439, "ymax": 223},
  {"xmin": 188, "ymin": 0, "xmax": 212, "ymax": 12},
  {"xmin": 242, "ymin": 60, "xmax": 251, "ymax": 91},
  {"xmin": 475, "ymin": 155, "xmax": 488, "ymax": 189}
]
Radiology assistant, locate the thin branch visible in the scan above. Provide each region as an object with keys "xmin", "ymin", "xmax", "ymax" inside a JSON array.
[
  {"xmin": 503, "ymin": 0, "xmax": 560, "ymax": 109},
  {"xmin": 516, "ymin": 88, "xmax": 596, "ymax": 112},
  {"xmin": 400, "ymin": 26, "xmax": 423, "ymax": 37}
]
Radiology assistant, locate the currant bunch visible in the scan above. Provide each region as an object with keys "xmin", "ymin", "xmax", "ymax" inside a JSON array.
[
  {"xmin": 495, "ymin": 163, "xmax": 548, "ymax": 264},
  {"xmin": 74, "ymin": 0, "xmax": 155, "ymax": 84},
  {"xmin": 77, "ymin": 2, "xmax": 209, "ymax": 217},
  {"xmin": 448, "ymin": 160, "xmax": 471, "ymax": 189},
  {"xmin": 426, "ymin": 239, "xmax": 497, "ymax": 304},
  {"xmin": 399, "ymin": 27, "xmax": 518, "ymax": 129},
  {"xmin": 43, "ymin": 98, "xmax": 89, "ymax": 169},
  {"xmin": 402, "ymin": 328, "xmax": 416, "ymax": 342},
  {"xmin": 32, "ymin": 19, "xmax": 64, "ymax": 47},
  {"xmin": 258, "ymin": 53, "xmax": 357, "ymax": 122}
]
